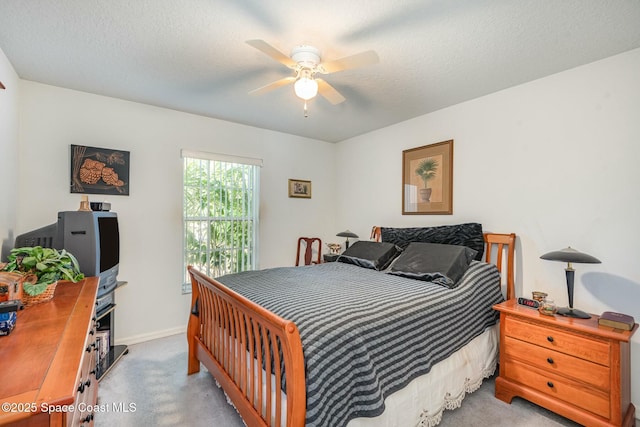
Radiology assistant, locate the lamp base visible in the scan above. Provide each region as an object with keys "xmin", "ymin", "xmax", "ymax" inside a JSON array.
[{"xmin": 556, "ymin": 306, "xmax": 591, "ymax": 319}]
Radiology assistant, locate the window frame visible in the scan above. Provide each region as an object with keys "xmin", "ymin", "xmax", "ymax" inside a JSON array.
[{"xmin": 181, "ymin": 150, "xmax": 261, "ymax": 293}]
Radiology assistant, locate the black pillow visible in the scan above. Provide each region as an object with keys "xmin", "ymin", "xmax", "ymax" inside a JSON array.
[
  {"xmin": 380, "ymin": 223, "xmax": 484, "ymax": 261},
  {"xmin": 337, "ymin": 241, "xmax": 401, "ymax": 271},
  {"xmin": 387, "ymin": 242, "xmax": 477, "ymax": 288}
]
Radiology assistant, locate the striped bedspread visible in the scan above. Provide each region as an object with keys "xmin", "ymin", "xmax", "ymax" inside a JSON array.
[{"xmin": 216, "ymin": 260, "xmax": 504, "ymax": 427}]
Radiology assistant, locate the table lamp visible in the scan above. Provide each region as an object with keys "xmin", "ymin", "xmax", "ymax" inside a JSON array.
[
  {"xmin": 540, "ymin": 247, "xmax": 601, "ymax": 319},
  {"xmin": 336, "ymin": 230, "xmax": 358, "ymax": 249}
]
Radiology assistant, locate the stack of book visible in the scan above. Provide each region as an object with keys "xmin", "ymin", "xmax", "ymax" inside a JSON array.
[{"xmin": 598, "ymin": 311, "xmax": 635, "ymax": 331}]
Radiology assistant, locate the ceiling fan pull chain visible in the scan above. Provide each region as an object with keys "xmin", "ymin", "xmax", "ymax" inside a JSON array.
[{"xmin": 303, "ymin": 101, "xmax": 309, "ymax": 118}]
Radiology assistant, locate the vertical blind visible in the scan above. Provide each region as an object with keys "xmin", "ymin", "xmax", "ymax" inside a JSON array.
[{"xmin": 182, "ymin": 150, "xmax": 261, "ymax": 293}]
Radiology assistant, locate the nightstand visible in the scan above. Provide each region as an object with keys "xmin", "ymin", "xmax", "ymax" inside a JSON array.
[{"xmin": 493, "ymin": 299, "xmax": 637, "ymax": 427}]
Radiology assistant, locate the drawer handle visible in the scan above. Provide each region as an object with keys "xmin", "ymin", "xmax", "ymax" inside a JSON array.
[
  {"xmin": 89, "ymin": 330, "xmax": 95, "ymax": 336},
  {"xmin": 84, "ymin": 379, "xmax": 92, "ymax": 388},
  {"xmin": 82, "ymin": 414, "xmax": 94, "ymax": 423},
  {"xmin": 547, "ymin": 381, "xmax": 554, "ymax": 388},
  {"xmin": 547, "ymin": 357, "xmax": 554, "ymax": 364},
  {"xmin": 546, "ymin": 336, "xmax": 554, "ymax": 343},
  {"xmin": 77, "ymin": 382, "xmax": 85, "ymax": 393}
]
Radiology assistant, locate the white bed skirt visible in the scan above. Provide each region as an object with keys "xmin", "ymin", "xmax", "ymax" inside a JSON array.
[{"xmin": 347, "ymin": 323, "xmax": 499, "ymax": 427}]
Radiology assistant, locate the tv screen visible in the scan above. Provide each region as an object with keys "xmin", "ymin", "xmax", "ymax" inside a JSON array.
[{"xmin": 98, "ymin": 216, "xmax": 119, "ymax": 273}]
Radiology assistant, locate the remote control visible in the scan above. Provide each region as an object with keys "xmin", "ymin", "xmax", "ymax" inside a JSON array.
[{"xmin": 517, "ymin": 297, "xmax": 540, "ymax": 309}]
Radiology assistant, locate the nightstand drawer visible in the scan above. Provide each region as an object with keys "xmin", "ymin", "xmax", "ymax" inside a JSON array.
[
  {"xmin": 503, "ymin": 335, "xmax": 610, "ymax": 390},
  {"xmin": 504, "ymin": 359, "xmax": 610, "ymax": 419},
  {"xmin": 504, "ymin": 316, "xmax": 610, "ymax": 365}
]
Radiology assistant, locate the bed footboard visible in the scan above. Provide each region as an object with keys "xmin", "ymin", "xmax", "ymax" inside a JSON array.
[{"xmin": 187, "ymin": 266, "xmax": 306, "ymax": 427}]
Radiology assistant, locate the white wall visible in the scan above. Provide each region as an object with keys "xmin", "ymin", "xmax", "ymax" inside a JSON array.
[
  {"xmin": 0, "ymin": 48, "xmax": 19, "ymax": 259},
  {"xmin": 17, "ymin": 81, "xmax": 337, "ymax": 343},
  {"xmin": 336, "ymin": 47, "xmax": 640, "ymax": 408}
]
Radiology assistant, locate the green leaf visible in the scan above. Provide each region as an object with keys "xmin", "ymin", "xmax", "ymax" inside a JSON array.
[
  {"xmin": 38, "ymin": 271, "xmax": 57, "ymax": 283},
  {"xmin": 21, "ymin": 256, "xmax": 37, "ymax": 269},
  {"xmin": 23, "ymin": 281, "xmax": 50, "ymax": 296}
]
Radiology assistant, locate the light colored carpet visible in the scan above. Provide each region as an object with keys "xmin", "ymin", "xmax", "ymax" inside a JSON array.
[{"xmin": 96, "ymin": 333, "xmax": 586, "ymax": 427}]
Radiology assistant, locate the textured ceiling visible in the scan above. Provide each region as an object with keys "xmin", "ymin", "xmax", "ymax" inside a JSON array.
[{"xmin": 1, "ymin": 0, "xmax": 640, "ymax": 142}]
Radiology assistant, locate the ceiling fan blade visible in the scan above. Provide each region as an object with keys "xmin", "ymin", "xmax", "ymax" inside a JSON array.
[
  {"xmin": 317, "ymin": 50, "xmax": 379, "ymax": 74},
  {"xmin": 316, "ymin": 79, "xmax": 346, "ymax": 105},
  {"xmin": 246, "ymin": 39, "xmax": 297, "ymax": 69},
  {"xmin": 249, "ymin": 76, "xmax": 296, "ymax": 96}
]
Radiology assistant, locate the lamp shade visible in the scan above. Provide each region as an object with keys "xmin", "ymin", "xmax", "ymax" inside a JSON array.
[
  {"xmin": 336, "ymin": 230, "xmax": 358, "ymax": 249},
  {"xmin": 336, "ymin": 230, "xmax": 358, "ymax": 239},
  {"xmin": 540, "ymin": 247, "xmax": 601, "ymax": 264}
]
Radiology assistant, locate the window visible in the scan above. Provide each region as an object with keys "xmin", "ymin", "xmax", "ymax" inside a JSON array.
[{"xmin": 182, "ymin": 150, "xmax": 261, "ymax": 293}]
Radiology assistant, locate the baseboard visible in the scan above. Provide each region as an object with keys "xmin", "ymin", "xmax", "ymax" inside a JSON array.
[{"xmin": 115, "ymin": 325, "xmax": 186, "ymax": 346}]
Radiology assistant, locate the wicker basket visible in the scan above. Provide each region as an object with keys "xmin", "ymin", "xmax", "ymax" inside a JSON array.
[{"xmin": 21, "ymin": 281, "xmax": 58, "ymax": 308}]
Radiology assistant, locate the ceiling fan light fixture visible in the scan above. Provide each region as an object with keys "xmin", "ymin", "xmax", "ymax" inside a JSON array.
[
  {"xmin": 247, "ymin": 40, "xmax": 378, "ymax": 108},
  {"xmin": 294, "ymin": 75, "xmax": 318, "ymax": 100}
]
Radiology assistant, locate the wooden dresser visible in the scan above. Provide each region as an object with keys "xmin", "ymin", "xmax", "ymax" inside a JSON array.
[
  {"xmin": 494, "ymin": 299, "xmax": 637, "ymax": 427},
  {"xmin": 0, "ymin": 277, "xmax": 99, "ymax": 426}
]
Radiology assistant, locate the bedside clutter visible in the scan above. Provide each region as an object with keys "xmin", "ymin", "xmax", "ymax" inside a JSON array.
[
  {"xmin": 323, "ymin": 253, "xmax": 339, "ymax": 263},
  {"xmin": 493, "ymin": 299, "xmax": 637, "ymax": 427}
]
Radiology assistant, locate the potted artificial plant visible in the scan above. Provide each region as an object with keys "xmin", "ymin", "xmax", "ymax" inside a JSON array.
[
  {"xmin": 415, "ymin": 157, "xmax": 439, "ymax": 202},
  {"xmin": 1, "ymin": 246, "xmax": 84, "ymax": 305}
]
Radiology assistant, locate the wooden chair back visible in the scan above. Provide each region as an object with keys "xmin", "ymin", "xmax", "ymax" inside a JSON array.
[
  {"xmin": 296, "ymin": 237, "xmax": 322, "ymax": 266},
  {"xmin": 483, "ymin": 232, "xmax": 516, "ymax": 300}
]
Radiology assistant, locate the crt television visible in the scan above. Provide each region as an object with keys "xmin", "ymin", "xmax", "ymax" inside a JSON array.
[{"xmin": 14, "ymin": 211, "xmax": 120, "ymax": 297}]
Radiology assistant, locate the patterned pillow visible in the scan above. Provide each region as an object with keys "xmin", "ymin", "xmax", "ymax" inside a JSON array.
[
  {"xmin": 337, "ymin": 241, "xmax": 402, "ymax": 271},
  {"xmin": 387, "ymin": 242, "xmax": 478, "ymax": 288},
  {"xmin": 380, "ymin": 223, "xmax": 484, "ymax": 261}
]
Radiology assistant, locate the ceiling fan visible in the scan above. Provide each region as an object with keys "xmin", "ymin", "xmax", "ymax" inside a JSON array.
[{"xmin": 246, "ymin": 39, "xmax": 379, "ymax": 116}]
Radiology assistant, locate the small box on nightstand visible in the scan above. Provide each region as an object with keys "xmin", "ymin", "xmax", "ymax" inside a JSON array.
[{"xmin": 323, "ymin": 254, "xmax": 340, "ymax": 263}]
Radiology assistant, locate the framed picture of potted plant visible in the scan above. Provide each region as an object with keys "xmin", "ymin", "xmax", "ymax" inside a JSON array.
[{"xmin": 402, "ymin": 140, "xmax": 453, "ymax": 215}]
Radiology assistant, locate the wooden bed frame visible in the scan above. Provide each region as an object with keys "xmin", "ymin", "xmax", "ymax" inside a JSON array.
[{"xmin": 187, "ymin": 229, "xmax": 516, "ymax": 427}]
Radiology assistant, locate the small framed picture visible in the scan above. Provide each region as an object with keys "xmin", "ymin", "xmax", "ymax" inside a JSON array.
[{"xmin": 288, "ymin": 179, "xmax": 312, "ymax": 199}]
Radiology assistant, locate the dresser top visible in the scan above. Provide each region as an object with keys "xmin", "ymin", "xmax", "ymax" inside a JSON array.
[{"xmin": 494, "ymin": 299, "xmax": 637, "ymax": 342}]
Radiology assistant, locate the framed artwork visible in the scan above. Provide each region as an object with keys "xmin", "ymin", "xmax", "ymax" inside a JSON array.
[
  {"xmin": 402, "ymin": 140, "xmax": 453, "ymax": 215},
  {"xmin": 70, "ymin": 144, "xmax": 130, "ymax": 195},
  {"xmin": 288, "ymin": 179, "xmax": 312, "ymax": 199}
]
